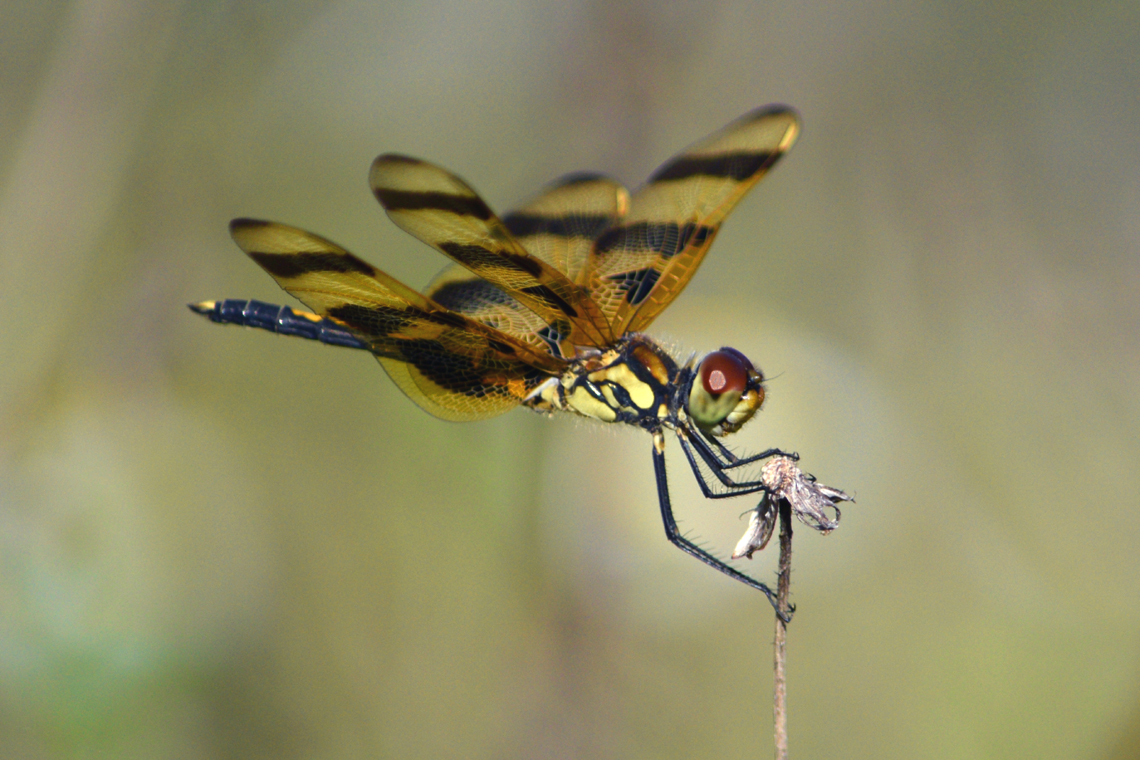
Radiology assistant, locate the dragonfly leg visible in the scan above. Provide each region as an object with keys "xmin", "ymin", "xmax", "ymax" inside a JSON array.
[
  {"xmin": 701, "ymin": 429, "xmax": 798, "ymax": 469},
  {"xmin": 676, "ymin": 428, "xmax": 769, "ymax": 497},
  {"xmin": 651, "ymin": 431, "xmax": 789, "ymax": 621}
]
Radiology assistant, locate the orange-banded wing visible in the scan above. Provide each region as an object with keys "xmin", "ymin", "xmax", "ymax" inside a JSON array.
[
  {"xmin": 423, "ymin": 265, "xmax": 560, "ymax": 358},
  {"xmin": 369, "ymin": 155, "xmax": 616, "ymax": 352},
  {"xmin": 229, "ymin": 218, "xmax": 565, "ymax": 421},
  {"xmin": 502, "ymin": 173, "xmax": 629, "ymax": 286},
  {"xmin": 585, "ymin": 106, "xmax": 801, "ymax": 336},
  {"xmin": 422, "ymin": 173, "xmax": 629, "ymax": 358}
]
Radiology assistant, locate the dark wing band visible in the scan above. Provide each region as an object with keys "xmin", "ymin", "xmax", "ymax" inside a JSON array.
[
  {"xmin": 585, "ymin": 106, "xmax": 800, "ymax": 335},
  {"xmin": 370, "ymin": 155, "xmax": 616, "ymax": 351},
  {"xmin": 229, "ymin": 218, "xmax": 564, "ymax": 420}
]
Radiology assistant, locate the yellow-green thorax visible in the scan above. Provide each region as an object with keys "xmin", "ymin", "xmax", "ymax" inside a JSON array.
[{"xmin": 525, "ymin": 335, "xmax": 679, "ymax": 430}]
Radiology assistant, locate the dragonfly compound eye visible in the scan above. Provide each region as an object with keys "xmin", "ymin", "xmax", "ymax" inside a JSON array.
[{"xmin": 688, "ymin": 349, "xmax": 750, "ymax": 430}]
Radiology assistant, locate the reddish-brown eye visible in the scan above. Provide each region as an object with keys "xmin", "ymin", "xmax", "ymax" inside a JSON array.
[{"xmin": 700, "ymin": 350, "xmax": 749, "ymax": 396}]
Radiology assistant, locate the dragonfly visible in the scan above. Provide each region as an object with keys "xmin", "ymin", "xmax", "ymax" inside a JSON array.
[{"xmin": 191, "ymin": 105, "xmax": 802, "ymax": 609}]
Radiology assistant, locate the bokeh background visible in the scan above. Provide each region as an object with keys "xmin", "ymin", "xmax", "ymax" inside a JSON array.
[{"xmin": 2, "ymin": 1, "xmax": 1138, "ymax": 758}]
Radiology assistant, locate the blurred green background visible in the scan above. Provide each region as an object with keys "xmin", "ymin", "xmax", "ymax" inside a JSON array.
[{"xmin": 2, "ymin": 1, "xmax": 1138, "ymax": 758}]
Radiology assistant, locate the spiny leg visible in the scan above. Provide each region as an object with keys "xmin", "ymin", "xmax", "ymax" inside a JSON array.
[
  {"xmin": 677, "ymin": 427, "xmax": 771, "ymax": 497},
  {"xmin": 701, "ymin": 428, "xmax": 797, "ymax": 469},
  {"xmin": 651, "ymin": 431, "xmax": 787, "ymax": 620}
]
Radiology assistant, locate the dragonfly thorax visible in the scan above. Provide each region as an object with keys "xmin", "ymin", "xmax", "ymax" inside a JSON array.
[
  {"xmin": 524, "ymin": 335, "xmax": 680, "ymax": 429},
  {"xmin": 524, "ymin": 336, "xmax": 766, "ymax": 438}
]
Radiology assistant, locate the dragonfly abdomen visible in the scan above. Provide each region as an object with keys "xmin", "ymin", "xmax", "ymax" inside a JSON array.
[{"xmin": 188, "ymin": 299, "xmax": 372, "ymax": 351}]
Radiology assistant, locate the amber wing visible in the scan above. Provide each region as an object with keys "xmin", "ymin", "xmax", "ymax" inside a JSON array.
[
  {"xmin": 422, "ymin": 173, "xmax": 629, "ymax": 357},
  {"xmin": 228, "ymin": 218, "xmax": 565, "ymax": 421},
  {"xmin": 585, "ymin": 106, "xmax": 800, "ymax": 336},
  {"xmin": 369, "ymin": 156, "xmax": 616, "ymax": 352}
]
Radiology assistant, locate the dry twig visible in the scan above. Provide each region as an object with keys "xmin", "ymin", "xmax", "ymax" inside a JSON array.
[{"xmin": 732, "ymin": 456, "xmax": 850, "ymax": 759}]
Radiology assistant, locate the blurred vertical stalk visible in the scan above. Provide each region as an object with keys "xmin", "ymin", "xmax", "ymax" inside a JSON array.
[
  {"xmin": 773, "ymin": 499, "xmax": 792, "ymax": 760},
  {"xmin": 735, "ymin": 457, "xmax": 848, "ymax": 757},
  {"xmin": 0, "ymin": 0, "xmax": 183, "ymax": 428}
]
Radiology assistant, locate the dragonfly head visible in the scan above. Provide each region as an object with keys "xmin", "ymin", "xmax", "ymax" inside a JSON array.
[{"xmin": 686, "ymin": 348, "xmax": 765, "ymax": 436}]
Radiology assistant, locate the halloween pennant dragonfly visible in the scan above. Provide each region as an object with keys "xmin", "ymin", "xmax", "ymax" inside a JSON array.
[{"xmin": 192, "ymin": 106, "xmax": 801, "ymax": 608}]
